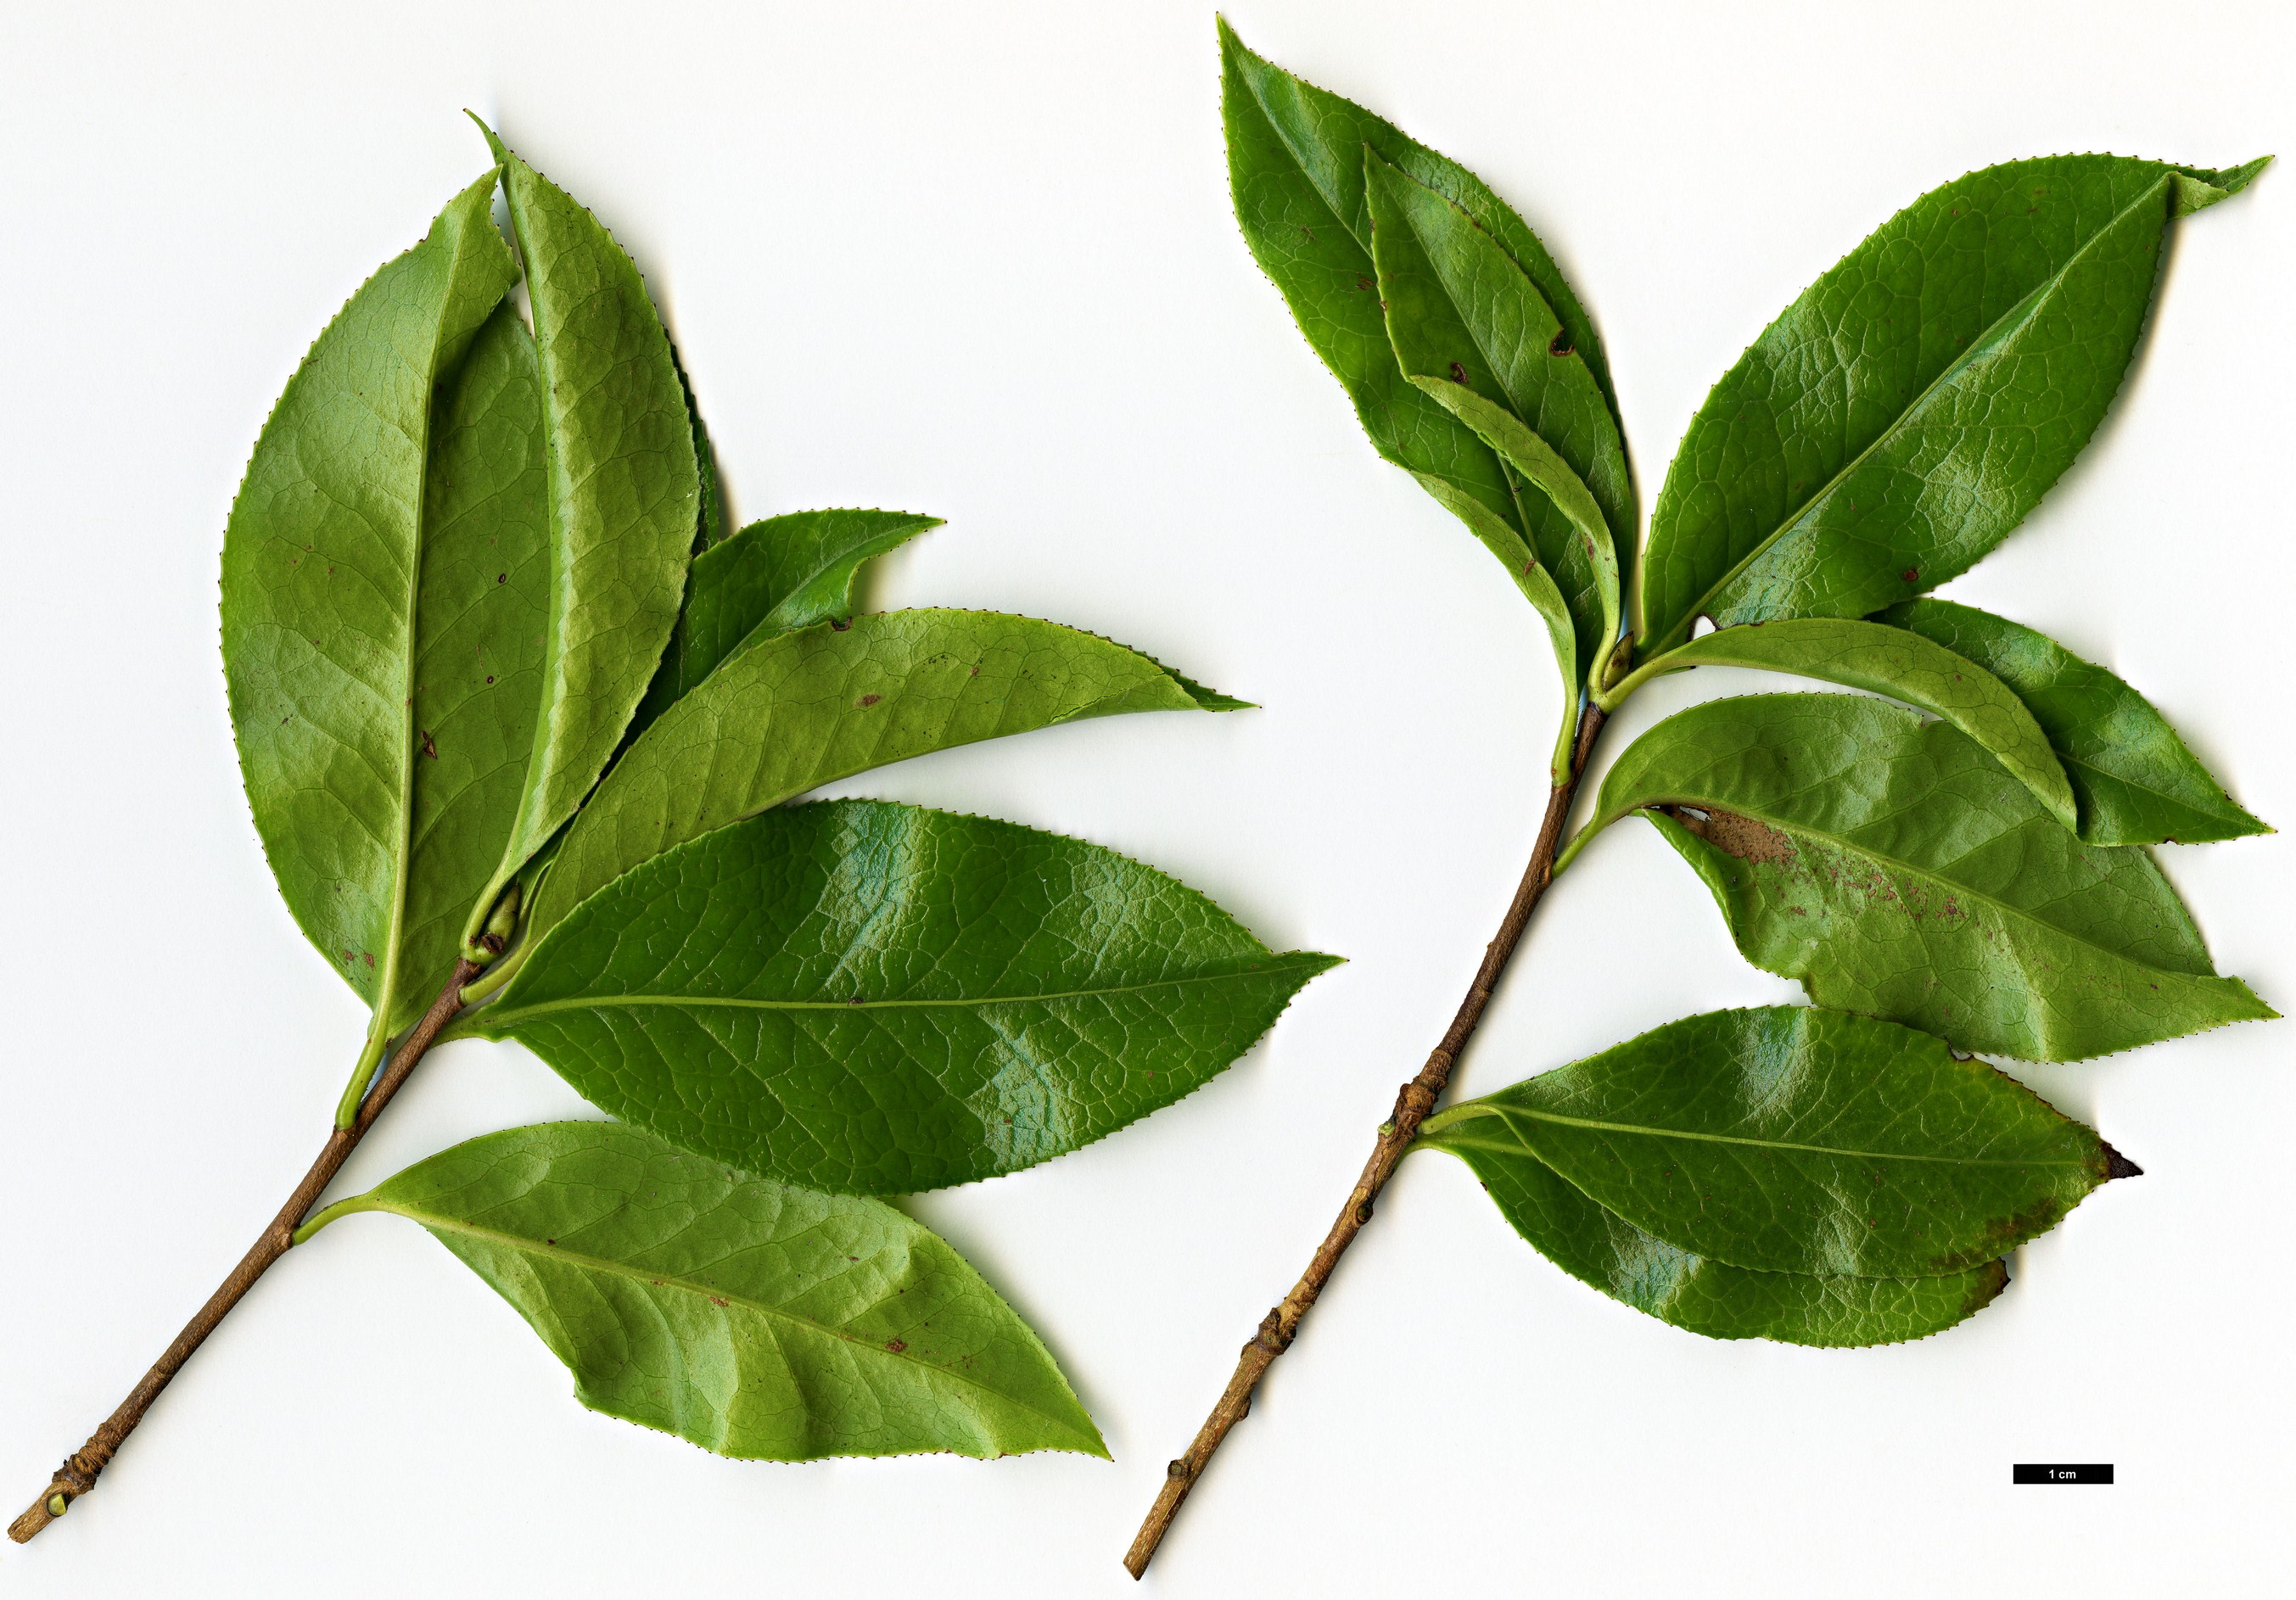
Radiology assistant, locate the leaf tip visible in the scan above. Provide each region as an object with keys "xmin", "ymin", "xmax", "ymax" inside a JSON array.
[
  {"xmin": 2100, "ymin": 1142, "xmax": 2144, "ymax": 1182},
  {"xmin": 462, "ymin": 109, "xmax": 511, "ymax": 167}
]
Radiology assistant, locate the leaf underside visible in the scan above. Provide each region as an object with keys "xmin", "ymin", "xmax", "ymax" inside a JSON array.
[
  {"xmin": 481, "ymin": 800, "xmax": 1339, "ymax": 1194},
  {"xmin": 1587, "ymin": 694, "xmax": 2271, "ymax": 1060},
  {"xmin": 1641, "ymin": 153, "xmax": 2263, "ymax": 651},
  {"xmin": 329, "ymin": 1122, "xmax": 1106, "ymax": 1459},
  {"xmin": 1421, "ymin": 1005, "xmax": 2111, "ymax": 1344},
  {"xmin": 1876, "ymin": 598, "xmax": 2265, "ymax": 846},
  {"xmin": 529, "ymin": 607, "xmax": 1239, "ymax": 946},
  {"xmin": 469, "ymin": 134, "xmax": 703, "ymax": 938},
  {"xmin": 630, "ymin": 509, "xmax": 942, "ymax": 740},
  {"xmin": 221, "ymin": 173, "xmax": 518, "ymax": 1027},
  {"xmin": 1653, "ymin": 618, "xmax": 2075, "ymax": 829}
]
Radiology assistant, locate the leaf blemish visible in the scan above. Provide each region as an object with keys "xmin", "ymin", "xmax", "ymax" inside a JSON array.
[{"xmin": 1676, "ymin": 807, "xmax": 1797, "ymax": 867}]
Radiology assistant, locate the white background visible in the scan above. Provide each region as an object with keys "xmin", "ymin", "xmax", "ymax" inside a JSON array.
[{"xmin": 2, "ymin": 2, "xmax": 2289, "ymax": 1594}]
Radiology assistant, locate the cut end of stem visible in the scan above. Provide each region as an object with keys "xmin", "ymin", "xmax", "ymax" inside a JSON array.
[{"xmin": 9, "ymin": 1485, "xmax": 74, "ymax": 1544}]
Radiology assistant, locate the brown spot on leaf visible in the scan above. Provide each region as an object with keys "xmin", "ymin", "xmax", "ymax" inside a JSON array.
[
  {"xmin": 1548, "ymin": 331, "xmax": 1573, "ymax": 357},
  {"xmin": 708, "ymin": 1295, "xmax": 729, "ymax": 1308},
  {"xmin": 885, "ymin": 1338, "xmax": 908, "ymax": 1354},
  {"xmin": 1901, "ymin": 567, "xmax": 1919, "ymax": 584},
  {"xmin": 1448, "ymin": 361, "xmax": 1467, "ymax": 383},
  {"xmin": 420, "ymin": 730, "xmax": 439, "ymax": 760},
  {"xmin": 496, "ymin": 573, "xmax": 507, "ymax": 584},
  {"xmin": 1356, "ymin": 275, "xmax": 1374, "ymax": 292},
  {"xmin": 830, "ymin": 617, "xmax": 851, "ymax": 631},
  {"xmin": 1674, "ymin": 807, "xmax": 1798, "ymax": 866},
  {"xmin": 856, "ymin": 693, "xmax": 882, "ymax": 708},
  {"xmin": 2102, "ymin": 1142, "xmax": 2143, "ymax": 1180}
]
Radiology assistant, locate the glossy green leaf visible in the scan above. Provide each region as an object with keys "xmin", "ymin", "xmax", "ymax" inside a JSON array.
[
  {"xmin": 1219, "ymin": 20, "xmax": 1627, "ymax": 676},
  {"xmin": 473, "ymin": 801, "xmax": 1340, "ymax": 1194},
  {"xmin": 1640, "ymin": 154, "xmax": 2266, "ymax": 652},
  {"xmin": 1877, "ymin": 598, "xmax": 2266, "ymax": 845},
  {"xmin": 526, "ymin": 608, "xmax": 1242, "ymax": 947},
  {"xmin": 1624, "ymin": 618, "xmax": 2075, "ymax": 830},
  {"xmin": 1576, "ymin": 694, "xmax": 2272, "ymax": 1060},
  {"xmin": 1365, "ymin": 152, "xmax": 1627, "ymax": 675},
  {"xmin": 221, "ymin": 172, "xmax": 518, "ymax": 1024},
  {"xmin": 1436, "ymin": 1134, "xmax": 2007, "ymax": 1345},
  {"xmin": 631, "ymin": 510, "xmax": 942, "ymax": 736},
  {"xmin": 305, "ymin": 1122, "xmax": 1105, "ymax": 1459},
  {"xmin": 467, "ymin": 130, "xmax": 702, "ymax": 937},
  {"xmin": 1423, "ymin": 1006, "xmax": 2112, "ymax": 1278}
]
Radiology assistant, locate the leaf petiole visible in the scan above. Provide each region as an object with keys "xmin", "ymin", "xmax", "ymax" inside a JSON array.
[
  {"xmin": 1591, "ymin": 641, "xmax": 1684, "ymax": 712},
  {"xmin": 330, "ymin": 1023, "xmax": 391, "ymax": 1129}
]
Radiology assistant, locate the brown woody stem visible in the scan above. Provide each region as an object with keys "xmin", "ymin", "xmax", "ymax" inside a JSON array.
[
  {"xmin": 8, "ymin": 959, "xmax": 480, "ymax": 1545},
  {"xmin": 1123, "ymin": 708, "xmax": 1606, "ymax": 1579}
]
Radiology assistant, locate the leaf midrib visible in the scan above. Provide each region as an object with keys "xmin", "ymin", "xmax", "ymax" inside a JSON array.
[
  {"xmin": 386, "ymin": 1205, "xmax": 1090, "ymax": 1435},
  {"xmin": 1433, "ymin": 1101, "xmax": 2086, "ymax": 1169},
  {"xmin": 374, "ymin": 242, "xmax": 466, "ymax": 1030},
  {"xmin": 489, "ymin": 961, "xmax": 1307, "ymax": 1027},
  {"xmin": 1658, "ymin": 175, "xmax": 2170, "ymax": 646}
]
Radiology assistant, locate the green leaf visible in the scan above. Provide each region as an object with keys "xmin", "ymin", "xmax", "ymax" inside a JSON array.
[
  {"xmin": 1876, "ymin": 598, "xmax": 2267, "ymax": 845},
  {"xmin": 1622, "ymin": 618, "xmax": 2076, "ymax": 831},
  {"xmin": 305, "ymin": 1121, "xmax": 1106, "ymax": 1459},
  {"xmin": 1576, "ymin": 693, "xmax": 2273, "ymax": 1060},
  {"xmin": 1218, "ymin": 20, "xmax": 1621, "ymax": 414},
  {"xmin": 1436, "ymin": 1134, "xmax": 2007, "ymax": 1345},
  {"xmin": 631, "ymin": 510, "xmax": 942, "ymax": 736},
  {"xmin": 525, "ymin": 608, "xmax": 1242, "ymax": 947},
  {"xmin": 221, "ymin": 172, "xmax": 518, "ymax": 1023},
  {"xmin": 466, "ymin": 129, "xmax": 702, "ymax": 937},
  {"xmin": 1218, "ymin": 20, "xmax": 1628, "ymax": 684},
  {"xmin": 395, "ymin": 301, "xmax": 552, "ymax": 1026},
  {"xmin": 1365, "ymin": 152, "xmax": 1628, "ymax": 677},
  {"xmin": 1640, "ymin": 154, "xmax": 2266, "ymax": 652},
  {"xmin": 1422, "ymin": 1006, "xmax": 2112, "ymax": 1278},
  {"xmin": 473, "ymin": 800, "xmax": 1341, "ymax": 1194}
]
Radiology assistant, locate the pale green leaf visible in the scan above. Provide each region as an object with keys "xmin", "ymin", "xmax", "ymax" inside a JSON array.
[
  {"xmin": 307, "ymin": 1121, "xmax": 1106, "ymax": 1459},
  {"xmin": 467, "ymin": 130, "xmax": 702, "ymax": 936},
  {"xmin": 630, "ymin": 510, "xmax": 941, "ymax": 737},
  {"xmin": 221, "ymin": 172, "xmax": 517, "ymax": 1024},
  {"xmin": 524, "ymin": 609, "xmax": 1240, "ymax": 948}
]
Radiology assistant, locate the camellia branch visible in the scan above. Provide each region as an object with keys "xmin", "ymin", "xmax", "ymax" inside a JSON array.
[
  {"xmin": 1124, "ymin": 708, "xmax": 1607, "ymax": 1579},
  {"xmin": 8, "ymin": 959, "xmax": 483, "ymax": 1545}
]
